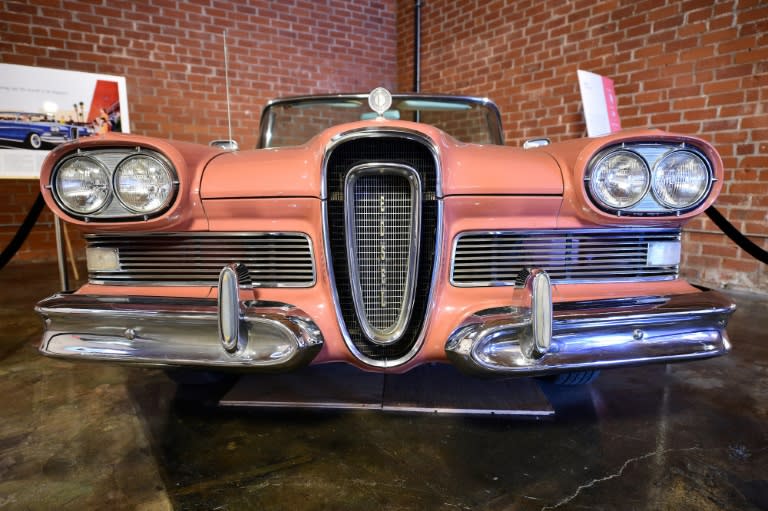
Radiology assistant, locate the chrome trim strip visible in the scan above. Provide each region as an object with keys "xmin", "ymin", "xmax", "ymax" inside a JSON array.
[
  {"xmin": 445, "ymin": 290, "xmax": 735, "ymax": 376},
  {"xmin": 321, "ymin": 130, "xmax": 443, "ymax": 367},
  {"xmin": 36, "ymin": 293, "xmax": 323, "ymax": 371},
  {"xmin": 344, "ymin": 163, "xmax": 422, "ymax": 345},
  {"xmin": 450, "ymin": 228, "xmax": 681, "ymax": 287}
]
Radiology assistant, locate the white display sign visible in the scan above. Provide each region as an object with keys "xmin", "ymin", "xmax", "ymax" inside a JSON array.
[
  {"xmin": 577, "ymin": 69, "xmax": 621, "ymax": 137},
  {"xmin": 0, "ymin": 64, "xmax": 130, "ymax": 179}
]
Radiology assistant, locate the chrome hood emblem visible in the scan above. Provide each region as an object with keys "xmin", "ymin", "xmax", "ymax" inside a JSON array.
[{"xmin": 368, "ymin": 87, "xmax": 392, "ymax": 118}]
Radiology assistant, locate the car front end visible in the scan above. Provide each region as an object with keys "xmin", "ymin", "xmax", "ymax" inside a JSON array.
[{"xmin": 35, "ymin": 90, "xmax": 735, "ymax": 380}]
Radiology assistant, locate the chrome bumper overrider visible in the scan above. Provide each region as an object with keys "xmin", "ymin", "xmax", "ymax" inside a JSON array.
[
  {"xmin": 446, "ymin": 270, "xmax": 735, "ymax": 376},
  {"xmin": 35, "ymin": 292, "xmax": 323, "ymax": 370}
]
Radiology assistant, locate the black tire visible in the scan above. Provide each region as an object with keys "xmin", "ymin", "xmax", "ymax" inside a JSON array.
[
  {"xmin": 26, "ymin": 133, "xmax": 42, "ymax": 149},
  {"xmin": 547, "ymin": 370, "xmax": 601, "ymax": 386}
]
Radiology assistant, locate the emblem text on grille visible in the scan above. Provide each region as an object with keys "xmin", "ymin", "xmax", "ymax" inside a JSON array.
[
  {"xmin": 380, "ymin": 194, "xmax": 387, "ymax": 307},
  {"xmin": 344, "ymin": 163, "xmax": 422, "ymax": 345}
]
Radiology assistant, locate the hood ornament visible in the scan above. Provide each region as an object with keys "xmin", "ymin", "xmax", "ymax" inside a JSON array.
[{"xmin": 368, "ymin": 87, "xmax": 392, "ymax": 118}]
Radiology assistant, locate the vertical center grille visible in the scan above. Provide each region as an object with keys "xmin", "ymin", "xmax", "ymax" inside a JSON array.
[
  {"xmin": 326, "ymin": 135, "xmax": 438, "ymax": 366},
  {"xmin": 345, "ymin": 164, "xmax": 421, "ymax": 344}
]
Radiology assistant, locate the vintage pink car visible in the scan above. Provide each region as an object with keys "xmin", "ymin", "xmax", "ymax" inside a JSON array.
[{"xmin": 35, "ymin": 88, "xmax": 735, "ymax": 386}]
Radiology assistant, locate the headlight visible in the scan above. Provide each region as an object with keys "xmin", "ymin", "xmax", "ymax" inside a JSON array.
[
  {"xmin": 113, "ymin": 155, "xmax": 175, "ymax": 214},
  {"xmin": 54, "ymin": 156, "xmax": 111, "ymax": 214},
  {"xmin": 651, "ymin": 150, "xmax": 710, "ymax": 209},
  {"xmin": 588, "ymin": 150, "xmax": 650, "ymax": 209}
]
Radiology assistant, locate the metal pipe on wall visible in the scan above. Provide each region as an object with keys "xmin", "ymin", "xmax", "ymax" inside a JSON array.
[{"xmin": 414, "ymin": 1, "xmax": 421, "ymax": 93}]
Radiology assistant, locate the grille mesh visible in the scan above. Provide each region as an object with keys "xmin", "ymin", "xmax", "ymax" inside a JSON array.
[
  {"xmin": 353, "ymin": 174, "xmax": 413, "ymax": 332},
  {"xmin": 87, "ymin": 233, "xmax": 315, "ymax": 286},
  {"xmin": 451, "ymin": 229, "xmax": 680, "ymax": 286}
]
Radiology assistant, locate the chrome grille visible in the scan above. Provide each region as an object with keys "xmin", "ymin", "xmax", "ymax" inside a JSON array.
[
  {"xmin": 451, "ymin": 229, "xmax": 680, "ymax": 286},
  {"xmin": 349, "ymin": 173, "xmax": 415, "ymax": 337},
  {"xmin": 87, "ymin": 233, "xmax": 315, "ymax": 287},
  {"xmin": 326, "ymin": 134, "xmax": 438, "ymax": 363}
]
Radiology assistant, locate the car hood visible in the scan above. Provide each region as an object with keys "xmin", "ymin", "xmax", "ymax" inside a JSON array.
[{"xmin": 200, "ymin": 120, "xmax": 564, "ymax": 198}]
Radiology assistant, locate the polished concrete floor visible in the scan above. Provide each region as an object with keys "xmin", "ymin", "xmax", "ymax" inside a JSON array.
[{"xmin": 1, "ymin": 262, "xmax": 767, "ymax": 510}]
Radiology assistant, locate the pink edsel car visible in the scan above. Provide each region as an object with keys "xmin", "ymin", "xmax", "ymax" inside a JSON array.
[{"xmin": 35, "ymin": 88, "xmax": 734, "ymax": 387}]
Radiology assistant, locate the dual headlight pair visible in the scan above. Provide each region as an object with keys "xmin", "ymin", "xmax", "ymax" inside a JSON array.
[
  {"xmin": 52, "ymin": 150, "xmax": 177, "ymax": 219},
  {"xmin": 587, "ymin": 146, "xmax": 712, "ymax": 214}
]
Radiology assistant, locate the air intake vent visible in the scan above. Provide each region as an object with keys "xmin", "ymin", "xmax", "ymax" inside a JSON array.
[
  {"xmin": 86, "ymin": 233, "xmax": 315, "ymax": 287},
  {"xmin": 451, "ymin": 229, "xmax": 680, "ymax": 286}
]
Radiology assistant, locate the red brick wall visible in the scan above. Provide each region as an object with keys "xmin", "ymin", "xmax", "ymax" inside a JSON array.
[
  {"xmin": 397, "ymin": 0, "xmax": 768, "ymax": 294},
  {"xmin": 0, "ymin": 0, "xmax": 396, "ymax": 263}
]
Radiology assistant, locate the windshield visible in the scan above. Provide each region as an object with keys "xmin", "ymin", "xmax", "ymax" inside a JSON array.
[{"xmin": 258, "ymin": 95, "xmax": 504, "ymax": 148}]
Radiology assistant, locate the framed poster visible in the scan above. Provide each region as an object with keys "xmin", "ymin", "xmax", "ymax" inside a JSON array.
[
  {"xmin": 577, "ymin": 69, "xmax": 621, "ymax": 137},
  {"xmin": 0, "ymin": 64, "xmax": 130, "ymax": 179}
]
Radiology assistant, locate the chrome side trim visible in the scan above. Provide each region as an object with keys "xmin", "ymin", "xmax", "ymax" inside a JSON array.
[
  {"xmin": 344, "ymin": 163, "xmax": 422, "ymax": 345},
  {"xmin": 445, "ymin": 289, "xmax": 735, "ymax": 376},
  {"xmin": 36, "ymin": 293, "xmax": 323, "ymax": 371}
]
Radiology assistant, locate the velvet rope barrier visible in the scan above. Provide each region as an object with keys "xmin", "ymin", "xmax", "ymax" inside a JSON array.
[
  {"xmin": 705, "ymin": 206, "xmax": 768, "ymax": 265},
  {"xmin": 0, "ymin": 192, "xmax": 45, "ymax": 270}
]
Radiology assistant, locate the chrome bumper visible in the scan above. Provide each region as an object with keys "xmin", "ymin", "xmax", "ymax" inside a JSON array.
[
  {"xmin": 35, "ymin": 292, "xmax": 324, "ymax": 371},
  {"xmin": 446, "ymin": 272, "xmax": 735, "ymax": 377}
]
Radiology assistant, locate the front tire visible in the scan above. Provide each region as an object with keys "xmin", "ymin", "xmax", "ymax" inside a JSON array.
[{"xmin": 26, "ymin": 133, "xmax": 42, "ymax": 149}]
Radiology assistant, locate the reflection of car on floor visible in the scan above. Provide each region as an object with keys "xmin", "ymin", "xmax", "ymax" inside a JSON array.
[
  {"xmin": 0, "ymin": 112, "xmax": 92, "ymax": 149},
  {"xmin": 35, "ymin": 88, "xmax": 735, "ymax": 390}
]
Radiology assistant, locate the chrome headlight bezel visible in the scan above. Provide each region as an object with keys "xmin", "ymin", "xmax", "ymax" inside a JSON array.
[
  {"xmin": 113, "ymin": 154, "xmax": 176, "ymax": 214},
  {"xmin": 50, "ymin": 148, "xmax": 179, "ymax": 221},
  {"xmin": 585, "ymin": 143, "xmax": 714, "ymax": 216},
  {"xmin": 52, "ymin": 155, "xmax": 112, "ymax": 215},
  {"xmin": 651, "ymin": 150, "xmax": 712, "ymax": 210},
  {"xmin": 586, "ymin": 149, "xmax": 650, "ymax": 210}
]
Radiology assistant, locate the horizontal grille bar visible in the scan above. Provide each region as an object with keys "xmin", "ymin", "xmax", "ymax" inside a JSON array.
[
  {"xmin": 87, "ymin": 233, "xmax": 315, "ymax": 287},
  {"xmin": 451, "ymin": 229, "xmax": 680, "ymax": 286}
]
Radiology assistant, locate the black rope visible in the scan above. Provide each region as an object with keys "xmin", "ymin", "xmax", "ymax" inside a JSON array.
[
  {"xmin": 0, "ymin": 192, "xmax": 46, "ymax": 270},
  {"xmin": 706, "ymin": 206, "xmax": 768, "ymax": 265}
]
